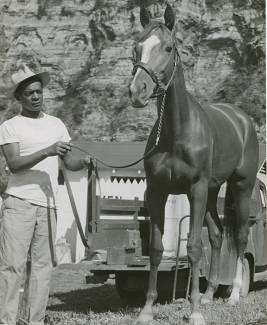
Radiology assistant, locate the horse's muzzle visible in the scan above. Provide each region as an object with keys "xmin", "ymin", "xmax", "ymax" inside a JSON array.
[{"xmin": 129, "ymin": 81, "xmax": 150, "ymax": 108}]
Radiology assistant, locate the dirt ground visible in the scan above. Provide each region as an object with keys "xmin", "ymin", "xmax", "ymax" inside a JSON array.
[{"xmin": 43, "ymin": 261, "xmax": 267, "ymax": 325}]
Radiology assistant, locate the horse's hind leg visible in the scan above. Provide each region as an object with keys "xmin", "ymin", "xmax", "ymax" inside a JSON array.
[
  {"xmin": 135, "ymin": 187, "xmax": 167, "ymax": 324},
  {"xmin": 201, "ymin": 187, "xmax": 223, "ymax": 304},
  {"xmin": 228, "ymin": 183, "xmax": 254, "ymax": 305}
]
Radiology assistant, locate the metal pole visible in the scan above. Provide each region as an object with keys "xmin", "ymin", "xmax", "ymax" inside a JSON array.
[
  {"xmin": 186, "ymin": 265, "xmax": 192, "ymax": 300},
  {"xmin": 172, "ymin": 215, "xmax": 190, "ymax": 301}
]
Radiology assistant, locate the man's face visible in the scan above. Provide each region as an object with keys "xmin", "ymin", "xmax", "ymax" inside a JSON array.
[{"xmin": 18, "ymin": 80, "xmax": 43, "ymax": 112}]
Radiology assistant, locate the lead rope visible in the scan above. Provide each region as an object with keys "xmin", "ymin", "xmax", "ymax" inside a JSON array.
[
  {"xmin": 156, "ymin": 92, "xmax": 167, "ymax": 145},
  {"xmin": 62, "ymin": 94, "xmax": 166, "ymax": 250},
  {"xmin": 71, "ymin": 93, "xmax": 166, "ymax": 169},
  {"xmin": 72, "ymin": 45, "xmax": 178, "ymax": 165},
  {"xmin": 61, "ymin": 162, "xmax": 90, "ymax": 249},
  {"xmin": 69, "ymin": 93, "xmax": 166, "ymax": 223},
  {"xmin": 71, "ymin": 60, "xmax": 172, "ymax": 166},
  {"xmin": 71, "ymin": 93, "xmax": 166, "ymax": 168}
]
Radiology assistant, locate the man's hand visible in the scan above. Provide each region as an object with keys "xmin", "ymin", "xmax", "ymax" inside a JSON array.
[{"xmin": 46, "ymin": 142, "xmax": 72, "ymax": 157}]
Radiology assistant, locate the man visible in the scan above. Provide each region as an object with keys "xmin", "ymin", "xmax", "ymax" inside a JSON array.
[{"xmin": 0, "ymin": 64, "xmax": 91, "ymax": 325}]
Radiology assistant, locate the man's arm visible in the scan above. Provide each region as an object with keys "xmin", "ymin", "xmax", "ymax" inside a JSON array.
[{"xmin": 1, "ymin": 141, "xmax": 72, "ymax": 173}]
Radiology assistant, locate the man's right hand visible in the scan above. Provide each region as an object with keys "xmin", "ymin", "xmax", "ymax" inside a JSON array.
[{"xmin": 46, "ymin": 142, "xmax": 72, "ymax": 157}]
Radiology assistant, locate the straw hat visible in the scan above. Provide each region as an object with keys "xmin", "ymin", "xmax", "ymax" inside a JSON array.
[{"xmin": 11, "ymin": 63, "xmax": 50, "ymax": 99}]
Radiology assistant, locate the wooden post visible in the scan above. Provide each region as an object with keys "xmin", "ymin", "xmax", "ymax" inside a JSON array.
[{"xmin": 85, "ymin": 167, "xmax": 96, "ymax": 258}]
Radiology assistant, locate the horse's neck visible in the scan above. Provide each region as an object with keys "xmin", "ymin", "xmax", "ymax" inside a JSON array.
[{"xmin": 159, "ymin": 63, "xmax": 192, "ymax": 142}]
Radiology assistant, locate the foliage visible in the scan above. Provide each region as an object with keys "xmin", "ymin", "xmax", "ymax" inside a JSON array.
[
  {"xmin": 214, "ymin": 66, "xmax": 265, "ymax": 127},
  {"xmin": 37, "ymin": 0, "xmax": 63, "ymax": 19},
  {"xmin": 60, "ymin": 7, "xmax": 75, "ymax": 18}
]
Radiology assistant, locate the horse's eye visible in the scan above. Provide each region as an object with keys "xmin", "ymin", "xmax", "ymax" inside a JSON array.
[{"xmin": 165, "ymin": 46, "xmax": 172, "ymax": 52}]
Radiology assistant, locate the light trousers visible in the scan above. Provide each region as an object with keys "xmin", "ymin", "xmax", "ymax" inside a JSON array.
[{"xmin": 0, "ymin": 195, "xmax": 56, "ymax": 325}]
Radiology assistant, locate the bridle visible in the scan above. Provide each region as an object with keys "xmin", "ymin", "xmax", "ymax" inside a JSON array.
[
  {"xmin": 132, "ymin": 30, "xmax": 179, "ymax": 98},
  {"xmin": 132, "ymin": 29, "xmax": 179, "ymax": 145}
]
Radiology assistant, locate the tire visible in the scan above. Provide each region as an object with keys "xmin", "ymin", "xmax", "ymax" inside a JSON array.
[
  {"xmin": 199, "ymin": 276, "xmax": 208, "ymax": 293},
  {"xmin": 115, "ymin": 273, "xmax": 128, "ymax": 299},
  {"xmin": 241, "ymin": 257, "xmax": 251, "ymax": 297}
]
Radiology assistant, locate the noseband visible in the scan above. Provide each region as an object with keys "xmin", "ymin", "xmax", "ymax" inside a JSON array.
[{"xmin": 132, "ymin": 44, "xmax": 179, "ymax": 98}]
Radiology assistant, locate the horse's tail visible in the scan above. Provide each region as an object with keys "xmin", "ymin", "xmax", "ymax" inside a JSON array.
[{"xmin": 223, "ymin": 184, "xmax": 236, "ymax": 250}]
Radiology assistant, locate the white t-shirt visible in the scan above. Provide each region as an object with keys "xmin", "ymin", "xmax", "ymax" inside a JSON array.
[{"xmin": 0, "ymin": 113, "xmax": 71, "ymax": 208}]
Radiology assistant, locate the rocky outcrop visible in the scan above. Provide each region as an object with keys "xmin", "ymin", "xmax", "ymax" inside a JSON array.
[{"xmin": 0, "ymin": 0, "xmax": 265, "ymax": 144}]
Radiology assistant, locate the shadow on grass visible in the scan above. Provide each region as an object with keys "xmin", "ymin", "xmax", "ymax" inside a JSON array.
[
  {"xmin": 48, "ymin": 283, "xmax": 124, "ymax": 313},
  {"xmin": 47, "ymin": 283, "xmax": 188, "ymax": 314}
]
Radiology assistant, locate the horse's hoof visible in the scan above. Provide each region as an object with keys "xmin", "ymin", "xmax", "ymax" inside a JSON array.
[
  {"xmin": 134, "ymin": 318, "xmax": 153, "ymax": 325},
  {"xmin": 134, "ymin": 311, "xmax": 153, "ymax": 324},
  {"xmin": 228, "ymin": 297, "xmax": 239, "ymax": 306},
  {"xmin": 201, "ymin": 295, "xmax": 213, "ymax": 305},
  {"xmin": 228, "ymin": 288, "xmax": 240, "ymax": 305},
  {"xmin": 189, "ymin": 312, "xmax": 206, "ymax": 325},
  {"xmin": 134, "ymin": 316, "xmax": 153, "ymax": 324},
  {"xmin": 201, "ymin": 292, "xmax": 213, "ymax": 305}
]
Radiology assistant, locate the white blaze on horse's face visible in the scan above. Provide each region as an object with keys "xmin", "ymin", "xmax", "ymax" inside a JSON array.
[
  {"xmin": 130, "ymin": 34, "xmax": 161, "ymax": 107},
  {"xmin": 136, "ymin": 35, "xmax": 160, "ymax": 76}
]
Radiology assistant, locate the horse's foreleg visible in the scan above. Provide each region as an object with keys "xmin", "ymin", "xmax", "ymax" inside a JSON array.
[
  {"xmin": 135, "ymin": 189, "xmax": 167, "ymax": 324},
  {"xmin": 201, "ymin": 189, "xmax": 223, "ymax": 304},
  {"xmin": 228, "ymin": 186, "xmax": 252, "ymax": 305},
  {"xmin": 187, "ymin": 179, "xmax": 208, "ymax": 325}
]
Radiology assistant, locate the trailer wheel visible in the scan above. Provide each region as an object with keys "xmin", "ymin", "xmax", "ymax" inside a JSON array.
[
  {"xmin": 241, "ymin": 257, "xmax": 251, "ymax": 297},
  {"xmin": 115, "ymin": 274, "xmax": 127, "ymax": 299}
]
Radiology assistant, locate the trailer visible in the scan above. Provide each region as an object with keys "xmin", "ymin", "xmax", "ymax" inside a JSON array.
[{"xmin": 86, "ymin": 193, "xmax": 191, "ymax": 300}]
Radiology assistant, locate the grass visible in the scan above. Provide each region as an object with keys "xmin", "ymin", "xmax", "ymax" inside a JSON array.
[{"xmin": 45, "ymin": 262, "xmax": 267, "ymax": 325}]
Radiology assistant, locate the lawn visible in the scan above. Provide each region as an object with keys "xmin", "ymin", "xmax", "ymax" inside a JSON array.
[{"xmin": 45, "ymin": 262, "xmax": 267, "ymax": 325}]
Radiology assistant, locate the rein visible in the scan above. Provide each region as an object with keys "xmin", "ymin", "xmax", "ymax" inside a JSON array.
[{"xmin": 71, "ymin": 143, "xmax": 156, "ymax": 169}]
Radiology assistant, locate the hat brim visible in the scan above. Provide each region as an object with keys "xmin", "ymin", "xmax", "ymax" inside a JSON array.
[{"xmin": 13, "ymin": 71, "xmax": 50, "ymax": 98}]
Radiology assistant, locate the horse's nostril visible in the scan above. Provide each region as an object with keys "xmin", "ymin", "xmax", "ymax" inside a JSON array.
[{"xmin": 143, "ymin": 83, "xmax": 147, "ymax": 92}]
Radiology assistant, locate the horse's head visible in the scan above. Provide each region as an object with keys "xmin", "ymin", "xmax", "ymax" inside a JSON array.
[{"xmin": 129, "ymin": 3, "xmax": 177, "ymax": 108}]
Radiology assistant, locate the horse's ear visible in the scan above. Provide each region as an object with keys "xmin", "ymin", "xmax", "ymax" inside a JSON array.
[
  {"xmin": 164, "ymin": 2, "xmax": 175, "ymax": 31},
  {"xmin": 140, "ymin": 5, "xmax": 150, "ymax": 28}
]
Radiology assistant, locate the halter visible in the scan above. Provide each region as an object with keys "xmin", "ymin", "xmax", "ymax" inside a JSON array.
[
  {"xmin": 132, "ymin": 27, "xmax": 179, "ymax": 98},
  {"xmin": 132, "ymin": 28, "xmax": 179, "ymax": 145}
]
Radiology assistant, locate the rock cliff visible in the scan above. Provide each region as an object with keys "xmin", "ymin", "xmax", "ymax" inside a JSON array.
[{"xmin": 0, "ymin": 0, "xmax": 265, "ymax": 145}]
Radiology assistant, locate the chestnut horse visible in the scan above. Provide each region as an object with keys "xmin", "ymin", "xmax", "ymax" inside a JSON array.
[{"xmin": 129, "ymin": 4, "xmax": 258, "ymax": 325}]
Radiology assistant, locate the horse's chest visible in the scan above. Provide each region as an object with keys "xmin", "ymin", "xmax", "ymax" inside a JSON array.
[{"xmin": 145, "ymin": 154, "xmax": 197, "ymax": 192}]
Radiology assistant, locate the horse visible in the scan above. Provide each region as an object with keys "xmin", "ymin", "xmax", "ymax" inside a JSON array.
[{"xmin": 129, "ymin": 4, "xmax": 259, "ymax": 325}]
